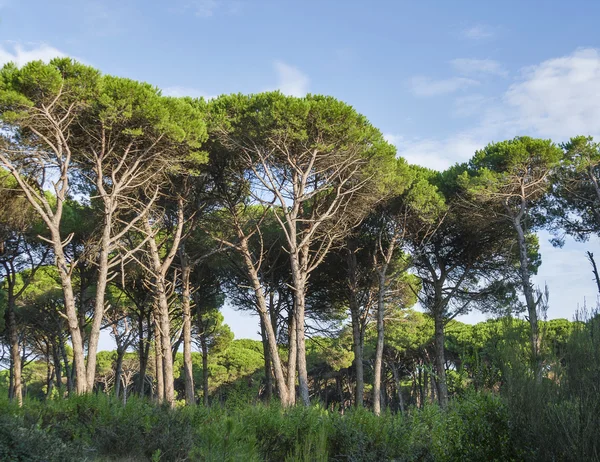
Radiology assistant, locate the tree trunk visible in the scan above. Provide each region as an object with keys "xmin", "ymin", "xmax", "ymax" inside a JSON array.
[
  {"xmin": 514, "ymin": 216, "xmax": 540, "ymax": 372},
  {"xmin": 289, "ymin": 250, "xmax": 309, "ymax": 406},
  {"xmin": 373, "ymin": 270, "xmax": 386, "ymax": 415},
  {"xmin": 54, "ymin": 243, "xmax": 87, "ymax": 395},
  {"xmin": 154, "ymin": 318, "xmax": 164, "ymax": 403},
  {"xmin": 6, "ymin": 293, "xmax": 22, "ymax": 406},
  {"xmin": 180, "ymin": 252, "xmax": 195, "ymax": 406},
  {"xmin": 156, "ymin": 287, "xmax": 175, "ymax": 405},
  {"xmin": 287, "ymin": 307, "xmax": 297, "ymax": 406},
  {"xmin": 390, "ymin": 363, "xmax": 405, "ymax": 414},
  {"xmin": 260, "ymin": 318, "xmax": 273, "ymax": 401},
  {"xmin": 114, "ymin": 349, "xmax": 124, "ymax": 398},
  {"xmin": 587, "ymin": 251, "xmax": 600, "ymax": 296},
  {"xmin": 433, "ymin": 312, "xmax": 448, "ymax": 407},
  {"xmin": 86, "ymin": 228, "xmax": 111, "ymax": 392},
  {"xmin": 200, "ymin": 336, "xmax": 209, "ymax": 406},
  {"xmin": 239, "ymin": 238, "xmax": 290, "ymax": 406}
]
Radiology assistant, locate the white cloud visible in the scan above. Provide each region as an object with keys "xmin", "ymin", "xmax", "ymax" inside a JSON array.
[
  {"xmin": 451, "ymin": 58, "xmax": 508, "ymax": 77},
  {"xmin": 383, "ymin": 133, "xmax": 404, "ymax": 146},
  {"xmin": 505, "ymin": 48, "xmax": 600, "ymax": 139},
  {"xmin": 410, "ymin": 76, "xmax": 479, "ymax": 97},
  {"xmin": 397, "ymin": 48, "xmax": 600, "ymax": 171},
  {"xmin": 0, "ymin": 43, "xmax": 68, "ymax": 68},
  {"xmin": 274, "ymin": 61, "xmax": 309, "ymax": 97},
  {"xmin": 162, "ymin": 86, "xmax": 216, "ymax": 100},
  {"xmin": 461, "ymin": 24, "xmax": 496, "ymax": 40}
]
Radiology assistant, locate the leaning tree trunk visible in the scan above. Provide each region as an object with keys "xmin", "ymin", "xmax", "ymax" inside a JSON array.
[
  {"xmin": 239, "ymin": 238, "xmax": 291, "ymax": 406},
  {"xmin": 260, "ymin": 318, "xmax": 273, "ymax": 401},
  {"xmin": 513, "ymin": 216, "xmax": 540, "ymax": 373}
]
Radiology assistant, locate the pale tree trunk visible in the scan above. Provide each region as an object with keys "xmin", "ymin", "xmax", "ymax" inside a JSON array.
[
  {"xmin": 55, "ymin": 241, "xmax": 87, "ymax": 394},
  {"xmin": 373, "ymin": 270, "xmax": 386, "ymax": 415},
  {"xmin": 513, "ymin": 215, "xmax": 540, "ymax": 370},
  {"xmin": 154, "ymin": 314, "xmax": 164, "ymax": 403},
  {"xmin": 239, "ymin": 238, "xmax": 291, "ymax": 406},
  {"xmin": 290, "ymin": 251, "xmax": 310, "ymax": 406},
  {"xmin": 157, "ymin": 287, "xmax": 175, "ymax": 405},
  {"xmin": 86, "ymin": 224, "xmax": 111, "ymax": 392},
  {"xmin": 6, "ymin": 293, "xmax": 22, "ymax": 406},
  {"xmin": 287, "ymin": 307, "xmax": 297, "ymax": 406},
  {"xmin": 180, "ymin": 251, "xmax": 195, "ymax": 405},
  {"xmin": 260, "ymin": 318, "xmax": 273, "ymax": 401}
]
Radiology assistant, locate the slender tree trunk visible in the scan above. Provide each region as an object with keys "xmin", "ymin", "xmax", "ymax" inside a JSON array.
[
  {"xmin": 156, "ymin": 287, "xmax": 175, "ymax": 405},
  {"xmin": 287, "ymin": 307, "xmax": 297, "ymax": 406},
  {"xmin": 373, "ymin": 269, "xmax": 387, "ymax": 415},
  {"xmin": 54, "ymin": 242, "xmax": 87, "ymax": 394},
  {"xmin": 180, "ymin": 252, "xmax": 195, "ymax": 405},
  {"xmin": 154, "ymin": 318, "xmax": 164, "ymax": 403},
  {"xmin": 200, "ymin": 336, "xmax": 209, "ymax": 406},
  {"xmin": 239, "ymin": 239, "xmax": 290, "ymax": 406},
  {"xmin": 114, "ymin": 349, "xmax": 124, "ymax": 398},
  {"xmin": 289, "ymin": 250, "xmax": 310, "ymax": 406},
  {"xmin": 513, "ymin": 216, "xmax": 540, "ymax": 372},
  {"xmin": 350, "ymin": 308, "xmax": 364, "ymax": 407},
  {"xmin": 137, "ymin": 315, "xmax": 147, "ymax": 396},
  {"xmin": 390, "ymin": 363, "xmax": 405, "ymax": 414},
  {"xmin": 587, "ymin": 251, "xmax": 600, "ymax": 296},
  {"xmin": 53, "ymin": 343, "xmax": 62, "ymax": 395},
  {"xmin": 86, "ymin": 226, "xmax": 111, "ymax": 392},
  {"xmin": 6, "ymin": 293, "xmax": 22, "ymax": 406},
  {"xmin": 433, "ymin": 312, "xmax": 448, "ymax": 407},
  {"xmin": 260, "ymin": 318, "xmax": 273, "ymax": 401}
]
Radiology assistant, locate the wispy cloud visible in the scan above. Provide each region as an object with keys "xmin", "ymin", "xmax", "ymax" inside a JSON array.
[
  {"xmin": 162, "ymin": 86, "xmax": 216, "ymax": 100},
  {"xmin": 451, "ymin": 58, "xmax": 508, "ymax": 77},
  {"xmin": 274, "ymin": 61, "xmax": 309, "ymax": 97},
  {"xmin": 181, "ymin": 0, "xmax": 243, "ymax": 18},
  {"xmin": 410, "ymin": 76, "xmax": 479, "ymax": 97},
  {"xmin": 0, "ymin": 43, "xmax": 71, "ymax": 68},
  {"xmin": 461, "ymin": 24, "xmax": 497, "ymax": 40},
  {"xmin": 394, "ymin": 48, "xmax": 600, "ymax": 171}
]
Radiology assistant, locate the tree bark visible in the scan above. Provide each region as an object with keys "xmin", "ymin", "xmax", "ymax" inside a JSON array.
[
  {"xmin": 290, "ymin": 251, "xmax": 310, "ymax": 406},
  {"xmin": 587, "ymin": 251, "xmax": 600, "ymax": 296},
  {"xmin": 390, "ymin": 363, "xmax": 405, "ymax": 414},
  {"xmin": 114, "ymin": 350, "xmax": 124, "ymax": 399},
  {"xmin": 260, "ymin": 317, "xmax": 273, "ymax": 401}
]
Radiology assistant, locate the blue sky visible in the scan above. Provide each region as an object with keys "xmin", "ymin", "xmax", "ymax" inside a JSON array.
[{"xmin": 2, "ymin": 0, "xmax": 600, "ymax": 342}]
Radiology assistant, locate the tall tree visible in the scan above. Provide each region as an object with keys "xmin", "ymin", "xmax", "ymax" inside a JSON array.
[
  {"xmin": 464, "ymin": 137, "xmax": 563, "ymax": 371},
  {"xmin": 208, "ymin": 92, "xmax": 397, "ymax": 405}
]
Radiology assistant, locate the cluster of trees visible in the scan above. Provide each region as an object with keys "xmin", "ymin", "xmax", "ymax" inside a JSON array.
[{"xmin": 1, "ymin": 59, "xmax": 599, "ymax": 411}]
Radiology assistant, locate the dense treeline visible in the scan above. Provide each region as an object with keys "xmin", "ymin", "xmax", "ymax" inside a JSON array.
[{"xmin": 1, "ymin": 58, "xmax": 600, "ymax": 460}]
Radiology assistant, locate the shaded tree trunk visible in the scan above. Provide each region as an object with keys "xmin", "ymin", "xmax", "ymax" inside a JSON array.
[
  {"xmin": 200, "ymin": 336, "xmax": 209, "ymax": 406},
  {"xmin": 6, "ymin": 293, "xmax": 22, "ymax": 406},
  {"xmin": 433, "ymin": 312, "xmax": 448, "ymax": 407}
]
